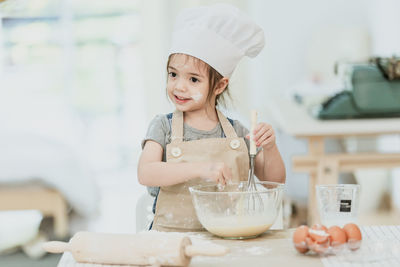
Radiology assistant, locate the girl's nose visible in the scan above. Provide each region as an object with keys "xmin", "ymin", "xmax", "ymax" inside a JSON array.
[{"xmin": 174, "ymin": 79, "xmax": 187, "ymax": 92}]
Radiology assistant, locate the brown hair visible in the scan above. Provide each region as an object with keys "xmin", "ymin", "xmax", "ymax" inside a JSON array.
[{"xmin": 167, "ymin": 53, "xmax": 230, "ymax": 107}]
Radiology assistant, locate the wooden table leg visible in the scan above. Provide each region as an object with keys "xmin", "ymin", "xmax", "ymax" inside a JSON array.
[
  {"xmin": 308, "ymin": 171, "xmax": 318, "ymax": 225},
  {"xmin": 307, "ymin": 137, "xmax": 324, "ymax": 225},
  {"xmin": 52, "ymin": 191, "xmax": 69, "ymax": 238},
  {"xmin": 309, "ymin": 159, "xmax": 340, "ymax": 225},
  {"xmin": 307, "ymin": 137, "xmax": 340, "ymax": 225}
]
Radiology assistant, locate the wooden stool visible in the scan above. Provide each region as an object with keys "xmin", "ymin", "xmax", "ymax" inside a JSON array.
[{"xmin": 0, "ymin": 185, "xmax": 69, "ymax": 238}]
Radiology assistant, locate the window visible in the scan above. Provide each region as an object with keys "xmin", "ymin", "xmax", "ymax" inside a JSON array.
[{"xmin": 1, "ymin": 0, "xmax": 145, "ymax": 170}]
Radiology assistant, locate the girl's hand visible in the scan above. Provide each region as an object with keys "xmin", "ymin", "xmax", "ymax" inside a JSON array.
[
  {"xmin": 246, "ymin": 122, "xmax": 276, "ymax": 151},
  {"xmin": 200, "ymin": 162, "xmax": 232, "ymax": 185}
]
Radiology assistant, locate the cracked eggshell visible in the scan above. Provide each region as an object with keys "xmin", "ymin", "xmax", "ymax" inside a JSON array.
[
  {"xmin": 309, "ymin": 224, "xmax": 329, "ymax": 243},
  {"xmin": 306, "ymin": 237, "xmax": 329, "ymax": 254}
]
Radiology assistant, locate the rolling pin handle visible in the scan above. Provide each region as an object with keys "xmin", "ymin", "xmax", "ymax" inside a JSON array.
[{"xmin": 42, "ymin": 241, "xmax": 70, "ymax": 254}]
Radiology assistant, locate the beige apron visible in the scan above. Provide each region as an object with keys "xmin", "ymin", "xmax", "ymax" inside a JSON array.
[{"xmin": 152, "ymin": 109, "xmax": 249, "ymax": 232}]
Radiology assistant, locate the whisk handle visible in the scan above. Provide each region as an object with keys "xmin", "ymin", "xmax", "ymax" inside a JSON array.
[{"xmin": 250, "ymin": 110, "xmax": 257, "ymax": 156}]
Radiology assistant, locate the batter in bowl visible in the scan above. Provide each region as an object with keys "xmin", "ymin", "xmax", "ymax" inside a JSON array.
[{"xmin": 200, "ymin": 214, "xmax": 274, "ymax": 239}]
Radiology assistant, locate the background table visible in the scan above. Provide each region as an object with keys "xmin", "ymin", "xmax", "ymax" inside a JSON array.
[{"xmin": 267, "ymin": 97, "xmax": 400, "ymax": 224}]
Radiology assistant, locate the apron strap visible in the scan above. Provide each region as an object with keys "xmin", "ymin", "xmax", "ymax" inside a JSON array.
[
  {"xmin": 171, "ymin": 110, "xmax": 184, "ymax": 143},
  {"xmin": 170, "ymin": 109, "xmax": 238, "ymax": 143},
  {"xmin": 217, "ymin": 109, "xmax": 238, "ymax": 138}
]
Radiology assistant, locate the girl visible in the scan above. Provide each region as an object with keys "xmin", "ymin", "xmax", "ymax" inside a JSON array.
[{"xmin": 138, "ymin": 4, "xmax": 285, "ymax": 232}]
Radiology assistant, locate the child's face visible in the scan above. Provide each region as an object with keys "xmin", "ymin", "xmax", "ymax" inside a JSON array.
[{"xmin": 167, "ymin": 54, "xmax": 213, "ymax": 112}]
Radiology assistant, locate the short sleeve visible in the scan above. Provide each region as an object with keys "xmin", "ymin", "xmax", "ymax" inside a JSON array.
[
  {"xmin": 141, "ymin": 114, "xmax": 171, "ymax": 198},
  {"xmin": 141, "ymin": 114, "xmax": 170, "ymax": 150}
]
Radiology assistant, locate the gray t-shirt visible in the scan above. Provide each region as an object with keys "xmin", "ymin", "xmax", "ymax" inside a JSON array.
[{"xmin": 141, "ymin": 113, "xmax": 256, "ymax": 196}]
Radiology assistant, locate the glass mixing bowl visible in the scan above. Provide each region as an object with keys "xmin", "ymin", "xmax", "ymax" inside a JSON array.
[{"xmin": 189, "ymin": 181, "xmax": 284, "ymax": 239}]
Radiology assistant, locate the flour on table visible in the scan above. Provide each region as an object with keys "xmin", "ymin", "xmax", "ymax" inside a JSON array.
[{"xmin": 245, "ymin": 246, "xmax": 271, "ymax": 255}]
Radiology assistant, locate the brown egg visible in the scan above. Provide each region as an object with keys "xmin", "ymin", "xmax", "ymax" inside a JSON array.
[
  {"xmin": 309, "ymin": 224, "xmax": 329, "ymax": 243},
  {"xmin": 343, "ymin": 223, "xmax": 362, "ymax": 241},
  {"xmin": 327, "ymin": 226, "xmax": 347, "ymax": 247},
  {"xmin": 293, "ymin": 225, "xmax": 309, "ymax": 254},
  {"xmin": 343, "ymin": 223, "xmax": 362, "ymax": 250}
]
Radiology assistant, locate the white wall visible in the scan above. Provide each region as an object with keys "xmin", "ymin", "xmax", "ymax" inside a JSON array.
[
  {"xmin": 247, "ymin": 0, "xmax": 370, "ymax": 203},
  {"xmin": 0, "ymin": 14, "xmax": 3, "ymax": 78},
  {"xmin": 248, "ymin": 0, "xmax": 369, "ymax": 101},
  {"xmin": 368, "ymin": 0, "xmax": 400, "ymax": 56}
]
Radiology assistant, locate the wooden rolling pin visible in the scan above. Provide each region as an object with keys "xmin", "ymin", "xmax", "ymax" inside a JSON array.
[{"xmin": 43, "ymin": 231, "xmax": 228, "ymax": 266}]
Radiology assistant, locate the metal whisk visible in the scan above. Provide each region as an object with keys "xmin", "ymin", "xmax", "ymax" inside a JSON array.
[{"xmin": 247, "ymin": 110, "xmax": 264, "ymax": 212}]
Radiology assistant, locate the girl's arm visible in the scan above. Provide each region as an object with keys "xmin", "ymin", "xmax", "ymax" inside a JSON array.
[
  {"xmin": 254, "ymin": 144, "xmax": 286, "ymax": 183},
  {"xmin": 250, "ymin": 123, "xmax": 286, "ymax": 183},
  {"xmin": 137, "ymin": 140, "xmax": 232, "ymax": 186}
]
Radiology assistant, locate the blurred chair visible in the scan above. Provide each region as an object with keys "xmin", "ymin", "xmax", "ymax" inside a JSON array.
[{"xmin": 0, "ymin": 186, "xmax": 68, "ymax": 238}]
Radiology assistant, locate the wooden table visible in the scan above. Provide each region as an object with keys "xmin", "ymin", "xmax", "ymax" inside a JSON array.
[
  {"xmin": 57, "ymin": 229, "xmax": 323, "ymax": 267},
  {"xmin": 267, "ymin": 97, "xmax": 400, "ymax": 224},
  {"xmin": 56, "ymin": 226, "xmax": 400, "ymax": 266}
]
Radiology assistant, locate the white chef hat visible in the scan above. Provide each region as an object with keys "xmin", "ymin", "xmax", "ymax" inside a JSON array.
[{"xmin": 169, "ymin": 3, "xmax": 265, "ymax": 78}]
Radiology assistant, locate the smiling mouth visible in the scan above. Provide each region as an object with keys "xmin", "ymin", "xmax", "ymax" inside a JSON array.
[{"xmin": 174, "ymin": 95, "xmax": 191, "ymax": 102}]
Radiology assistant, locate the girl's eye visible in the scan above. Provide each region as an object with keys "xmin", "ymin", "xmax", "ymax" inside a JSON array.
[
  {"xmin": 190, "ymin": 77, "xmax": 198, "ymax": 83},
  {"xmin": 169, "ymin": 72, "xmax": 177, "ymax": 78}
]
